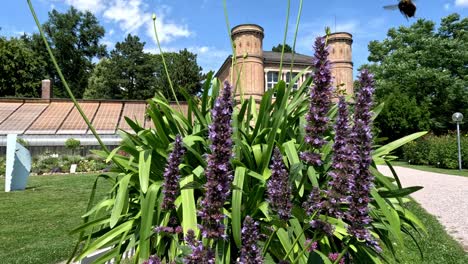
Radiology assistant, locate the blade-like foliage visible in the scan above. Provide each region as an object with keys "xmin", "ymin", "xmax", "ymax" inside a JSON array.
[{"xmin": 69, "ymin": 72, "xmax": 427, "ymax": 264}]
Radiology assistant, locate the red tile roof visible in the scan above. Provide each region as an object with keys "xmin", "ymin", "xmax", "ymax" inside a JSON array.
[{"xmin": 0, "ymin": 99, "xmax": 187, "ymax": 135}]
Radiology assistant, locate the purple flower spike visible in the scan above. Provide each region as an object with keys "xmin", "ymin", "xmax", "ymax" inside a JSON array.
[
  {"xmin": 143, "ymin": 255, "xmax": 161, "ymax": 264},
  {"xmin": 301, "ymin": 36, "xmax": 334, "ymax": 166},
  {"xmin": 326, "ymin": 97, "xmax": 356, "ymax": 218},
  {"xmin": 304, "ymin": 187, "xmax": 334, "ymax": 236},
  {"xmin": 346, "ymin": 69, "xmax": 381, "ymax": 252},
  {"xmin": 304, "ymin": 239, "xmax": 318, "ymax": 252},
  {"xmin": 199, "ymin": 81, "xmax": 234, "ymax": 239},
  {"xmin": 184, "ymin": 229, "xmax": 215, "ymax": 264},
  {"xmin": 238, "ymin": 216, "xmax": 264, "ymax": 264},
  {"xmin": 267, "ymin": 147, "xmax": 292, "ymax": 220},
  {"xmin": 328, "ymin": 253, "xmax": 345, "ymax": 264},
  {"xmin": 162, "ymin": 135, "xmax": 186, "ymax": 210}
]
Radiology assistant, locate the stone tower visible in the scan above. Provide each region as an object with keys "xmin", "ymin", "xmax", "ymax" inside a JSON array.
[
  {"xmin": 231, "ymin": 24, "xmax": 265, "ymax": 100},
  {"xmin": 327, "ymin": 32, "xmax": 354, "ymax": 96}
]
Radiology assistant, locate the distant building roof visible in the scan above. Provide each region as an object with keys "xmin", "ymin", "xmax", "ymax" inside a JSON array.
[
  {"xmin": 263, "ymin": 51, "xmax": 313, "ymax": 65},
  {"xmin": 215, "ymin": 51, "xmax": 313, "ymax": 77},
  {"xmin": 0, "ymin": 98, "xmax": 187, "ymax": 136}
]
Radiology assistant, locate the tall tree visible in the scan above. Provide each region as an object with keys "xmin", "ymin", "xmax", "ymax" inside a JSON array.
[
  {"xmin": 272, "ymin": 43, "xmax": 293, "ymax": 52},
  {"xmin": 84, "ymin": 34, "xmax": 156, "ymax": 100},
  {"xmin": 28, "ymin": 7, "xmax": 106, "ymax": 98},
  {"xmin": 84, "ymin": 39, "xmax": 204, "ymax": 100},
  {"xmin": 363, "ymin": 13, "xmax": 468, "ymax": 140},
  {"xmin": 152, "ymin": 48, "xmax": 204, "ymax": 100},
  {"xmin": 0, "ymin": 36, "xmax": 46, "ymax": 97}
]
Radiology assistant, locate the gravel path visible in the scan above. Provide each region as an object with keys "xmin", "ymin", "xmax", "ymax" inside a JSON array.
[{"xmin": 377, "ymin": 165, "xmax": 468, "ymax": 250}]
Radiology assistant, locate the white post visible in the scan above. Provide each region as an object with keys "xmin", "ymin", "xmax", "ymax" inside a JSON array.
[{"xmin": 456, "ymin": 122, "xmax": 462, "ymax": 171}]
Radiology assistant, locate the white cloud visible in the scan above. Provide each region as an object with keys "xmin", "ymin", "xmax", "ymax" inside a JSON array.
[
  {"xmin": 103, "ymin": 0, "xmax": 150, "ymax": 33},
  {"xmin": 295, "ymin": 20, "xmax": 359, "ymax": 50},
  {"xmin": 188, "ymin": 46, "xmax": 229, "ymax": 72},
  {"xmin": 60, "ymin": 0, "xmax": 106, "ymax": 13},
  {"xmin": 51, "ymin": 0, "xmax": 192, "ymax": 43},
  {"xmin": 144, "ymin": 46, "xmax": 179, "ymax": 54},
  {"xmin": 455, "ymin": 0, "xmax": 468, "ymax": 7},
  {"xmin": 100, "ymin": 0, "xmax": 191, "ymax": 43},
  {"xmin": 444, "ymin": 3, "xmax": 451, "ymax": 10},
  {"xmin": 101, "ymin": 40, "xmax": 115, "ymax": 49},
  {"xmin": 145, "ymin": 14, "xmax": 191, "ymax": 44}
]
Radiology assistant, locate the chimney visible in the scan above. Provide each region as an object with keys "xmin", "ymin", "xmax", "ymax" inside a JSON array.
[{"xmin": 41, "ymin": 79, "xmax": 52, "ymax": 99}]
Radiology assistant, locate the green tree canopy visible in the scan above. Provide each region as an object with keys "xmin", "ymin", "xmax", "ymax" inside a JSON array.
[
  {"xmin": 0, "ymin": 36, "xmax": 46, "ymax": 97},
  {"xmin": 27, "ymin": 6, "xmax": 106, "ymax": 98},
  {"xmin": 272, "ymin": 43, "xmax": 293, "ymax": 52},
  {"xmin": 84, "ymin": 35, "xmax": 204, "ymax": 100},
  {"xmin": 362, "ymin": 13, "xmax": 468, "ymax": 140},
  {"xmin": 152, "ymin": 48, "xmax": 204, "ymax": 100}
]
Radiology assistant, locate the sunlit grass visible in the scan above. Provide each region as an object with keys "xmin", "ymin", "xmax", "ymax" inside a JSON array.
[
  {"xmin": 0, "ymin": 175, "xmax": 466, "ymax": 263},
  {"xmin": 0, "ymin": 174, "xmax": 111, "ymax": 264},
  {"xmin": 384, "ymin": 201, "xmax": 468, "ymax": 263}
]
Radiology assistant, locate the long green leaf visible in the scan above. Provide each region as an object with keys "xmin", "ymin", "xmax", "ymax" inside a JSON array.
[
  {"xmin": 110, "ymin": 173, "xmax": 132, "ymax": 228},
  {"xmin": 180, "ymin": 175, "xmax": 198, "ymax": 235},
  {"xmin": 76, "ymin": 220, "xmax": 134, "ymax": 261},
  {"xmin": 139, "ymin": 182, "xmax": 162, "ymax": 262},
  {"xmin": 232, "ymin": 167, "xmax": 246, "ymax": 248},
  {"xmin": 139, "ymin": 150, "xmax": 152, "ymax": 194},
  {"xmin": 283, "ymin": 140, "xmax": 304, "ymax": 196},
  {"xmin": 371, "ymin": 189, "xmax": 403, "ymax": 245},
  {"xmin": 378, "ymin": 186, "xmax": 423, "ymax": 198},
  {"xmin": 277, "ymin": 228, "xmax": 294, "ymax": 262},
  {"xmin": 373, "ymin": 132, "xmax": 427, "ymax": 164}
]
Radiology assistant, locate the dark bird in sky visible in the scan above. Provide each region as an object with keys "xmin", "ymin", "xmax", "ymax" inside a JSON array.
[{"xmin": 384, "ymin": 0, "xmax": 417, "ymax": 19}]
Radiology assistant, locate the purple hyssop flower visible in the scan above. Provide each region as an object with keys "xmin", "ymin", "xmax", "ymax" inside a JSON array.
[
  {"xmin": 143, "ymin": 255, "xmax": 161, "ymax": 264},
  {"xmin": 326, "ymin": 97, "xmax": 356, "ymax": 218},
  {"xmin": 199, "ymin": 81, "xmax": 234, "ymax": 239},
  {"xmin": 304, "ymin": 239, "xmax": 318, "ymax": 252},
  {"xmin": 162, "ymin": 134, "xmax": 186, "ymax": 210},
  {"xmin": 346, "ymin": 69, "xmax": 381, "ymax": 252},
  {"xmin": 184, "ymin": 229, "xmax": 215, "ymax": 264},
  {"xmin": 267, "ymin": 147, "xmax": 292, "ymax": 220},
  {"xmin": 238, "ymin": 216, "xmax": 264, "ymax": 264},
  {"xmin": 303, "ymin": 186, "xmax": 334, "ymax": 236},
  {"xmin": 300, "ymin": 36, "xmax": 334, "ymax": 166},
  {"xmin": 328, "ymin": 253, "xmax": 345, "ymax": 264}
]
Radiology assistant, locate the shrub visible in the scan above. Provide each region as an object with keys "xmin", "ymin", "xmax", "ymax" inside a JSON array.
[
  {"xmin": 65, "ymin": 138, "xmax": 81, "ymax": 155},
  {"xmin": 16, "ymin": 137, "xmax": 29, "ymax": 147},
  {"xmin": 0, "ymin": 156, "xmax": 5, "ymax": 176},
  {"xmin": 403, "ymin": 134, "xmax": 467, "ymax": 169},
  {"xmin": 31, "ymin": 154, "xmax": 108, "ymax": 174}
]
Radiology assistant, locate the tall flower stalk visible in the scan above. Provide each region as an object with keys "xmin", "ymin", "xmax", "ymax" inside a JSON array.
[
  {"xmin": 238, "ymin": 216, "xmax": 263, "ymax": 264},
  {"xmin": 199, "ymin": 81, "xmax": 234, "ymax": 239},
  {"xmin": 326, "ymin": 97, "xmax": 355, "ymax": 218},
  {"xmin": 185, "ymin": 229, "xmax": 215, "ymax": 263},
  {"xmin": 346, "ymin": 69, "xmax": 381, "ymax": 251},
  {"xmin": 267, "ymin": 147, "xmax": 292, "ymax": 220},
  {"xmin": 301, "ymin": 36, "xmax": 334, "ymax": 166},
  {"xmin": 162, "ymin": 135, "xmax": 185, "ymax": 210}
]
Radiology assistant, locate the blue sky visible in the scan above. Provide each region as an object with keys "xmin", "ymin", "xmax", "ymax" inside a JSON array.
[{"xmin": 1, "ymin": 0, "xmax": 467, "ymax": 76}]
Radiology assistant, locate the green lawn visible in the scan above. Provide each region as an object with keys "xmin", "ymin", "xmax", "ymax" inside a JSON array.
[
  {"xmin": 1, "ymin": 174, "xmax": 467, "ymax": 263},
  {"xmin": 391, "ymin": 161, "xmax": 468, "ymax": 177},
  {"xmin": 384, "ymin": 201, "xmax": 468, "ymax": 263},
  {"xmin": 0, "ymin": 174, "xmax": 111, "ymax": 264}
]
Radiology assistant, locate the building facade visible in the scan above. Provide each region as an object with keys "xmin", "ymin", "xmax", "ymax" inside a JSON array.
[{"xmin": 215, "ymin": 24, "xmax": 354, "ymax": 100}]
